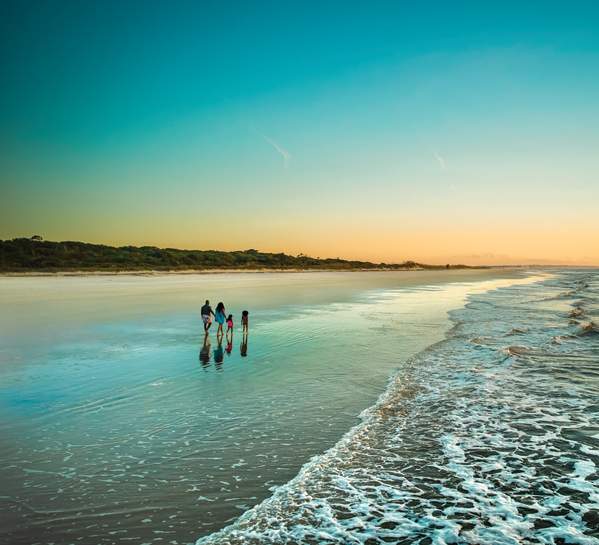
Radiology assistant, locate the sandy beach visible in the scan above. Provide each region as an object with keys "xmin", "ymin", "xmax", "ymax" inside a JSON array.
[
  {"xmin": 0, "ymin": 265, "xmax": 504, "ymax": 277},
  {"xmin": 1, "ymin": 267, "xmax": 534, "ymax": 544}
]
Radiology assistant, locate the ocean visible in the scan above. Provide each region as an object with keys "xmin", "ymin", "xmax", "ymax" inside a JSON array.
[{"xmin": 0, "ymin": 270, "xmax": 597, "ymax": 544}]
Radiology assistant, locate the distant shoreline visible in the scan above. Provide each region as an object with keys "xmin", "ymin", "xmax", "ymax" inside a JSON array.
[
  {"xmin": 3, "ymin": 238, "xmax": 584, "ymax": 274},
  {"xmin": 0, "ymin": 266, "xmax": 522, "ymax": 277},
  {"xmin": 0, "ymin": 238, "xmax": 488, "ymax": 274}
]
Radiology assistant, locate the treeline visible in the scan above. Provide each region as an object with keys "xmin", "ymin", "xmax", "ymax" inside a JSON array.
[{"xmin": 0, "ymin": 237, "xmax": 464, "ymax": 272}]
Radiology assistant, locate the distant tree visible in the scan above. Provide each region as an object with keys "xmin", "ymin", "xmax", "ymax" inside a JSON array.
[{"xmin": 0, "ymin": 238, "xmax": 472, "ymax": 272}]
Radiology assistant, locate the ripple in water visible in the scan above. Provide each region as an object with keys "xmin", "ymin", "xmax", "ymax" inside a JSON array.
[{"xmin": 198, "ymin": 270, "xmax": 599, "ymax": 544}]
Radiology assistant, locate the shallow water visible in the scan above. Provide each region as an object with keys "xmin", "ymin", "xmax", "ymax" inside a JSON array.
[
  {"xmin": 0, "ymin": 269, "xmax": 527, "ymax": 545},
  {"xmin": 198, "ymin": 270, "xmax": 599, "ymax": 545}
]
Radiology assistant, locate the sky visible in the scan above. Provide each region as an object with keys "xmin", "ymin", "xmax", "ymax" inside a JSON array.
[{"xmin": 1, "ymin": 0, "xmax": 598, "ymax": 265}]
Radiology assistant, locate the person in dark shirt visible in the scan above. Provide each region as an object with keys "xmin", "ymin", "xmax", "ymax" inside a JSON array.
[{"xmin": 201, "ymin": 300, "xmax": 215, "ymax": 332}]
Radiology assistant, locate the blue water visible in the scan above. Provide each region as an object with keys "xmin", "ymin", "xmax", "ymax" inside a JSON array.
[{"xmin": 3, "ymin": 269, "xmax": 597, "ymax": 544}]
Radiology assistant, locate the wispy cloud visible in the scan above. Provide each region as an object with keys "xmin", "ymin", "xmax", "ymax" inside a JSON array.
[
  {"xmin": 434, "ymin": 151, "xmax": 446, "ymax": 170},
  {"xmin": 262, "ymin": 134, "xmax": 291, "ymax": 168}
]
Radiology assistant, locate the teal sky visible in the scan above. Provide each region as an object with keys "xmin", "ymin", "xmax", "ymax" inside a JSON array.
[{"xmin": 2, "ymin": 1, "xmax": 599, "ymax": 264}]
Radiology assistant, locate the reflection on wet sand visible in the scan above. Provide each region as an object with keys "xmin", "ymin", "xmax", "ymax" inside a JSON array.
[
  {"xmin": 200, "ymin": 331, "xmax": 248, "ymax": 369},
  {"xmin": 214, "ymin": 334, "xmax": 224, "ymax": 369},
  {"xmin": 240, "ymin": 332, "xmax": 248, "ymax": 357},
  {"xmin": 199, "ymin": 334, "xmax": 211, "ymax": 367}
]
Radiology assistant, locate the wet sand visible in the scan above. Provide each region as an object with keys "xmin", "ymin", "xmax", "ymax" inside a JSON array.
[{"xmin": 0, "ymin": 268, "xmax": 532, "ymax": 544}]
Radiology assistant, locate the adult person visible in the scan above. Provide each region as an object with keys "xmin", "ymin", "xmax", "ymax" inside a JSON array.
[
  {"xmin": 201, "ymin": 300, "xmax": 215, "ymax": 333},
  {"xmin": 214, "ymin": 302, "xmax": 227, "ymax": 336}
]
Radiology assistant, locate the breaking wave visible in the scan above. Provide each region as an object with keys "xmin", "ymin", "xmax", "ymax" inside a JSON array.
[{"xmin": 197, "ymin": 271, "xmax": 599, "ymax": 545}]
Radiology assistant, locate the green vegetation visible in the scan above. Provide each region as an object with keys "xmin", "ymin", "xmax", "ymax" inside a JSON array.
[{"xmin": 0, "ymin": 237, "xmax": 469, "ymax": 272}]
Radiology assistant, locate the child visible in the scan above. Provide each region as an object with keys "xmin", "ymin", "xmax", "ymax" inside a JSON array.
[
  {"xmin": 241, "ymin": 310, "xmax": 249, "ymax": 333},
  {"xmin": 215, "ymin": 302, "xmax": 226, "ymax": 335},
  {"xmin": 226, "ymin": 314, "xmax": 234, "ymax": 333}
]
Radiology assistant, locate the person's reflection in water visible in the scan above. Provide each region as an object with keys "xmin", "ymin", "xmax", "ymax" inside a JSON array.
[
  {"xmin": 214, "ymin": 333, "xmax": 225, "ymax": 369},
  {"xmin": 225, "ymin": 321, "xmax": 234, "ymax": 356},
  {"xmin": 240, "ymin": 332, "xmax": 248, "ymax": 357},
  {"xmin": 199, "ymin": 334, "xmax": 211, "ymax": 369}
]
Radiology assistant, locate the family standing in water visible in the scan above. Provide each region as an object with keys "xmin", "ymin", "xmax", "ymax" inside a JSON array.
[{"xmin": 200, "ymin": 300, "xmax": 249, "ymax": 366}]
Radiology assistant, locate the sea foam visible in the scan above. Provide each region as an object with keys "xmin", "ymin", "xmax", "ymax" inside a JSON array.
[{"xmin": 197, "ymin": 271, "xmax": 599, "ymax": 544}]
